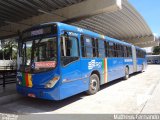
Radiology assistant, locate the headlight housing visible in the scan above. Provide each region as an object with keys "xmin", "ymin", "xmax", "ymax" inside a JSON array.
[{"xmin": 45, "ymin": 76, "xmax": 60, "ymax": 88}]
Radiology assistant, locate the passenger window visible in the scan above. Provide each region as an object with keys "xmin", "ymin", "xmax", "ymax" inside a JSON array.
[
  {"xmin": 61, "ymin": 35, "xmax": 79, "ymax": 66},
  {"xmin": 108, "ymin": 42, "xmax": 114, "ymax": 57},
  {"xmin": 98, "ymin": 40, "xmax": 105, "ymax": 58},
  {"xmin": 81, "ymin": 36, "xmax": 93, "ymax": 58},
  {"xmin": 92, "ymin": 38, "xmax": 98, "ymax": 57},
  {"xmin": 81, "ymin": 36, "xmax": 105, "ymax": 58},
  {"xmin": 124, "ymin": 46, "xmax": 128, "ymax": 57},
  {"xmin": 86, "ymin": 47, "xmax": 93, "ymax": 58},
  {"xmin": 104, "ymin": 41, "xmax": 109, "ymax": 57}
]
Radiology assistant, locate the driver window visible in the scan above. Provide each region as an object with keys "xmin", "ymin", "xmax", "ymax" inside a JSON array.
[{"xmin": 61, "ymin": 36, "xmax": 79, "ymax": 66}]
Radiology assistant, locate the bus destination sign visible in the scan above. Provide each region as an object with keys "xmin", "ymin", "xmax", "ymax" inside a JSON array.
[
  {"xmin": 22, "ymin": 25, "xmax": 57, "ymax": 40},
  {"xmin": 31, "ymin": 29, "xmax": 43, "ymax": 36}
]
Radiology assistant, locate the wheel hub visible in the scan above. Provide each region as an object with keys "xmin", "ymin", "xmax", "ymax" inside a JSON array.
[{"xmin": 90, "ymin": 79, "xmax": 97, "ymax": 91}]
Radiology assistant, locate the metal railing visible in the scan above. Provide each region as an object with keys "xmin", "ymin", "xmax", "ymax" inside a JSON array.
[{"xmin": 0, "ymin": 66, "xmax": 17, "ymax": 88}]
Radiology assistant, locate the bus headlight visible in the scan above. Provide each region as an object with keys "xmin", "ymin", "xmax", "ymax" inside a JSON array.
[{"xmin": 45, "ymin": 76, "xmax": 60, "ymax": 88}]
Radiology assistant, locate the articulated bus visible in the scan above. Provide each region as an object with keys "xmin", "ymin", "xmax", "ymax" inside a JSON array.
[{"xmin": 16, "ymin": 22, "xmax": 147, "ymax": 100}]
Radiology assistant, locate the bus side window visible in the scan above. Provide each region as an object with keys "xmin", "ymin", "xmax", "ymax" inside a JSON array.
[
  {"xmin": 81, "ymin": 36, "xmax": 86, "ymax": 57},
  {"xmin": 92, "ymin": 38, "xmax": 98, "ymax": 57},
  {"xmin": 108, "ymin": 42, "xmax": 113, "ymax": 57},
  {"xmin": 129, "ymin": 47, "xmax": 132, "ymax": 57},
  {"xmin": 110, "ymin": 42, "xmax": 115, "ymax": 57},
  {"xmin": 128, "ymin": 46, "xmax": 131, "ymax": 57},
  {"xmin": 117, "ymin": 44, "xmax": 121, "ymax": 57},
  {"xmin": 137, "ymin": 49, "xmax": 140, "ymax": 58},
  {"xmin": 114, "ymin": 43, "xmax": 118, "ymax": 57},
  {"xmin": 61, "ymin": 36, "xmax": 79, "ymax": 66},
  {"xmin": 81, "ymin": 36, "xmax": 93, "ymax": 58},
  {"xmin": 136, "ymin": 49, "xmax": 138, "ymax": 57},
  {"xmin": 119, "ymin": 44, "xmax": 123, "ymax": 57},
  {"xmin": 124, "ymin": 46, "xmax": 127, "ymax": 57},
  {"xmin": 121, "ymin": 45, "xmax": 124, "ymax": 57},
  {"xmin": 98, "ymin": 39, "xmax": 105, "ymax": 58},
  {"xmin": 126, "ymin": 46, "xmax": 129, "ymax": 57},
  {"xmin": 104, "ymin": 41, "xmax": 109, "ymax": 57}
]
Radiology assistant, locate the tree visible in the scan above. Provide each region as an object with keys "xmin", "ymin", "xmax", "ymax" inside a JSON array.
[
  {"xmin": 153, "ymin": 46, "xmax": 160, "ymax": 55},
  {"xmin": 3, "ymin": 41, "xmax": 17, "ymax": 60}
]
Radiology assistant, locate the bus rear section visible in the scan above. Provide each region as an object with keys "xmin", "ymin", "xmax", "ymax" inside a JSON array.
[{"xmin": 135, "ymin": 47, "xmax": 147, "ymax": 72}]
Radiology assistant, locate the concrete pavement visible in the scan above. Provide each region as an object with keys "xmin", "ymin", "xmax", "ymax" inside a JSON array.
[{"xmin": 0, "ymin": 65, "xmax": 160, "ymax": 114}]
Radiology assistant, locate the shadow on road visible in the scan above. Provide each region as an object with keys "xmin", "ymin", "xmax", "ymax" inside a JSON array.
[{"xmin": 0, "ymin": 72, "xmax": 142, "ymax": 114}]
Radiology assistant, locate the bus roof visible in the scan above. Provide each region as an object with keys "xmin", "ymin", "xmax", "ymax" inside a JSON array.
[
  {"xmin": 54, "ymin": 22, "xmax": 132, "ymax": 46},
  {"xmin": 28, "ymin": 22, "xmax": 142, "ymax": 48}
]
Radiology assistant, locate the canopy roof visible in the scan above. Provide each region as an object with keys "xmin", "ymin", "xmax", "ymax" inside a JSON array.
[{"xmin": 0, "ymin": 0, "xmax": 159, "ymax": 47}]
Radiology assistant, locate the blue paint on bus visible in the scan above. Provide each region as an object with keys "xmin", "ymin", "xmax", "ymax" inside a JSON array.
[{"xmin": 16, "ymin": 22, "xmax": 147, "ymax": 100}]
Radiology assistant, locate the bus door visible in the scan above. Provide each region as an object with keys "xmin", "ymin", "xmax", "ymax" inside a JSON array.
[
  {"xmin": 132, "ymin": 45, "xmax": 137, "ymax": 72},
  {"xmin": 60, "ymin": 32, "xmax": 84, "ymax": 98}
]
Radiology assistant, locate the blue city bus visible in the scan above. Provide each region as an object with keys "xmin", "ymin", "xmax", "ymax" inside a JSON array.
[{"xmin": 16, "ymin": 22, "xmax": 147, "ymax": 100}]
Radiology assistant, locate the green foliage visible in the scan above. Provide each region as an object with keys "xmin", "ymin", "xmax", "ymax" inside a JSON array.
[
  {"xmin": 153, "ymin": 46, "xmax": 160, "ymax": 55},
  {"xmin": 1, "ymin": 41, "xmax": 17, "ymax": 60},
  {"xmin": 26, "ymin": 47, "xmax": 31, "ymax": 59}
]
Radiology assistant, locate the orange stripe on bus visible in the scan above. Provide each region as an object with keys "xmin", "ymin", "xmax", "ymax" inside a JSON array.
[
  {"xmin": 28, "ymin": 74, "xmax": 33, "ymax": 87},
  {"xmin": 104, "ymin": 58, "xmax": 107, "ymax": 83}
]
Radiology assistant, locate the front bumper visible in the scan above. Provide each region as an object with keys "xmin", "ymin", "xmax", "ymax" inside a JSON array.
[{"xmin": 16, "ymin": 85, "xmax": 60, "ymax": 100}]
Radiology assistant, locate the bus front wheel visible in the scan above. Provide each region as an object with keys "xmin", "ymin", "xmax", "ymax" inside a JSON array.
[
  {"xmin": 124, "ymin": 67, "xmax": 129, "ymax": 80},
  {"xmin": 86, "ymin": 74, "xmax": 100, "ymax": 95}
]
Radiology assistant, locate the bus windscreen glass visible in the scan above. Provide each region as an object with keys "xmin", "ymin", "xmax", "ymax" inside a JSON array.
[{"xmin": 20, "ymin": 37, "xmax": 57, "ymax": 73}]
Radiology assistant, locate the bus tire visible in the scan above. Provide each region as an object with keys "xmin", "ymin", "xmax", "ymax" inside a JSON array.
[
  {"xmin": 124, "ymin": 67, "xmax": 129, "ymax": 80},
  {"xmin": 86, "ymin": 74, "xmax": 100, "ymax": 95}
]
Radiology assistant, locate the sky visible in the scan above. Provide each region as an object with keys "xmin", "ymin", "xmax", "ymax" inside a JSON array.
[
  {"xmin": 129, "ymin": 0, "xmax": 160, "ymax": 36},
  {"xmin": 129, "ymin": 0, "xmax": 160, "ymax": 52}
]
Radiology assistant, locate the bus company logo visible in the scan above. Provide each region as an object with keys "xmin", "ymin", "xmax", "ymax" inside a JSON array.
[
  {"xmin": 124, "ymin": 59, "xmax": 133, "ymax": 62},
  {"xmin": 88, "ymin": 60, "xmax": 102, "ymax": 70}
]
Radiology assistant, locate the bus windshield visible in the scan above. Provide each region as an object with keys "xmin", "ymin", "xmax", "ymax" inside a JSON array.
[{"xmin": 20, "ymin": 37, "xmax": 57, "ymax": 73}]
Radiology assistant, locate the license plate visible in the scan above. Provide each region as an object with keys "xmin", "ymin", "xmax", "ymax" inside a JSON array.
[{"xmin": 28, "ymin": 93, "xmax": 36, "ymax": 98}]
